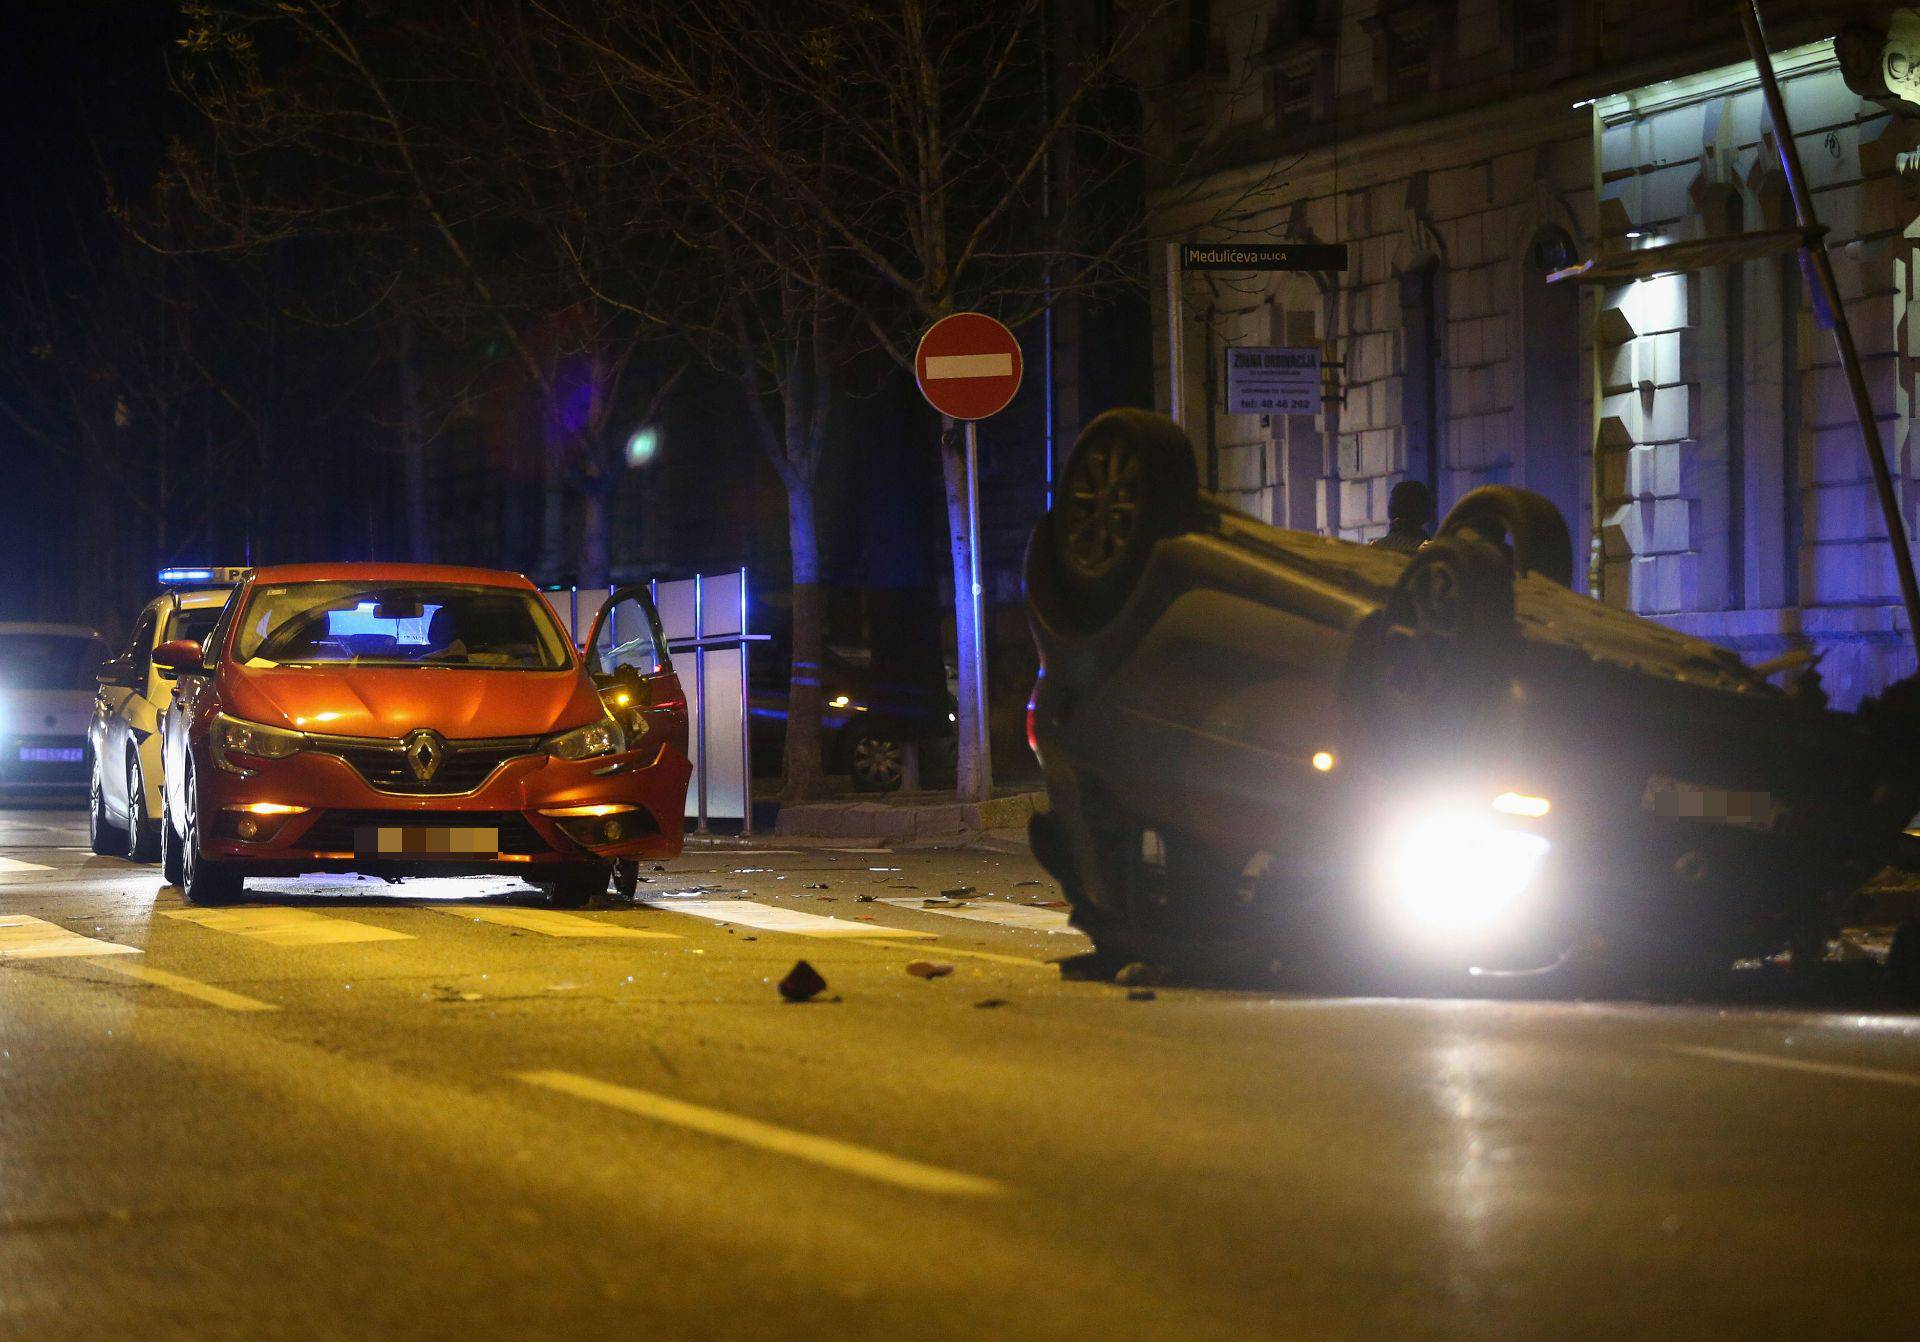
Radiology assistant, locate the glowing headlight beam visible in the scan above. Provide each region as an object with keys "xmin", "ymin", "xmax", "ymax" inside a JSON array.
[{"xmin": 1492, "ymin": 791, "xmax": 1551, "ymax": 818}]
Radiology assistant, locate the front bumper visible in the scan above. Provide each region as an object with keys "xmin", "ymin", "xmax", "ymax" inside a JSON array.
[{"xmin": 195, "ymin": 741, "xmax": 692, "ymax": 872}]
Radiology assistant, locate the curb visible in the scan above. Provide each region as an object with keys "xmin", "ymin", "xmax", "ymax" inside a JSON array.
[{"xmin": 772, "ymin": 791, "xmax": 1045, "ymax": 840}]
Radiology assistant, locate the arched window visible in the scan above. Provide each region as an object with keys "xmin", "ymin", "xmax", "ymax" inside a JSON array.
[{"xmin": 1521, "ymin": 224, "xmax": 1585, "ymax": 584}]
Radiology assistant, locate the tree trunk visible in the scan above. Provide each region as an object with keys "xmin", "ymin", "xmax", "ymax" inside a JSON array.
[
  {"xmin": 783, "ymin": 481, "xmax": 829, "ymax": 800},
  {"xmin": 580, "ymin": 475, "xmax": 613, "ymax": 589},
  {"xmin": 940, "ymin": 422, "xmax": 992, "ymax": 802},
  {"xmin": 537, "ymin": 408, "xmax": 568, "ymax": 581},
  {"xmin": 398, "ymin": 316, "xmax": 431, "ymax": 563}
]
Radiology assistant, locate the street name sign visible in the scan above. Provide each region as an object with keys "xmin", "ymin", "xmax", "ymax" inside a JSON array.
[
  {"xmin": 1180, "ymin": 242, "xmax": 1350, "ymax": 272},
  {"xmin": 1226, "ymin": 346, "xmax": 1321, "ymax": 415},
  {"xmin": 915, "ymin": 313, "xmax": 1024, "ymax": 421}
]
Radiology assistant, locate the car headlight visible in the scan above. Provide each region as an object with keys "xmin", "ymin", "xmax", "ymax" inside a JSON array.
[
  {"xmin": 544, "ymin": 715, "xmax": 626, "ymax": 762},
  {"xmin": 211, "ymin": 713, "xmax": 304, "ymax": 773},
  {"xmin": 1378, "ymin": 807, "xmax": 1550, "ymax": 943}
]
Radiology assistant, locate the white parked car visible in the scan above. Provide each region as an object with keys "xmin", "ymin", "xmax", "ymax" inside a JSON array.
[
  {"xmin": 88, "ymin": 573, "xmax": 242, "ymax": 859},
  {"xmin": 0, "ymin": 623, "xmax": 111, "ymax": 794}
]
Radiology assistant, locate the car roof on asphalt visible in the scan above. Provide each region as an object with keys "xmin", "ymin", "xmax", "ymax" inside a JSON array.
[{"xmin": 245, "ymin": 563, "xmax": 537, "ymax": 588}]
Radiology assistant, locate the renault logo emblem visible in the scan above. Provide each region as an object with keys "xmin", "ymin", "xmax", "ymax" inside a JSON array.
[{"xmin": 403, "ymin": 729, "xmax": 447, "ymax": 782}]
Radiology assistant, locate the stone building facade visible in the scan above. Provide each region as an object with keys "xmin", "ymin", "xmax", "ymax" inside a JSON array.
[{"xmin": 1146, "ymin": 0, "xmax": 1920, "ymax": 705}]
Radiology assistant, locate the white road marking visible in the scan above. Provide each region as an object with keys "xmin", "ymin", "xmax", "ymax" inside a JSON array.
[
  {"xmin": 163, "ymin": 906, "xmax": 414, "ymax": 946},
  {"xmin": 636, "ymin": 898, "xmax": 935, "ymax": 939},
  {"xmin": 85, "ymin": 958, "xmax": 278, "ymax": 1011},
  {"xmin": 1672, "ymin": 1045, "xmax": 1920, "ymax": 1089},
  {"xmin": 515, "ymin": 1070, "xmax": 1007, "ymax": 1198},
  {"xmin": 0, "ymin": 914, "xmax": 140, "ymax": 959},
  {"xmin": 432, "ymin": 906, "xmax": 678, "ymax": 939},
  {"xmin": 0, "ymin": 856, "xmax": 54, "ymax": 872},
  {"xmin": 877, "ymin": 896, "xmax": 1079, "ymax": 935},
  {"xmin": 924, "ymin": 352, "xmax": 1013, "ymax": 380}
]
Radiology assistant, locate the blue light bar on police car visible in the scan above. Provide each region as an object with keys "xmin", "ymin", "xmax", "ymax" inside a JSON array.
[{"xmin": 158, "ymin": 566, "xmax": 249, "ymax": 586}]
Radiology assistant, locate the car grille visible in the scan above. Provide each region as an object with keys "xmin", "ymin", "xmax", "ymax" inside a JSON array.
[
  {"xmin": 299, "ymin": 810, "xmax": 553, "ymax": 856},
  {"xmin": 309, "ymin": 735, "xmax": 542, "ymax": 796}
]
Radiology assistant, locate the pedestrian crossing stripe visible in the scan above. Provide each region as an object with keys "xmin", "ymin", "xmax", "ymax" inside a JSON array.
[
  {"xmin": 0, "ymin": 856, "xmax": 54, "ymax": 873},
  {"xmin": 0, "ymin": 914, "xmax": 140, "ymax": 959},
  {"xmin": 875, "ymin": 896, "xmax": 1080, "ymax": 935},
  {"xmin": 163, "ymin": 906, "xmax": 414, "ymax": 946},
  {"xmin": 430, "ymin": 906, "xmax": 679, "ymax": 939},
  {"xmin": 636, "ymin": 898, "xmax": 936, "ymax": 939}
]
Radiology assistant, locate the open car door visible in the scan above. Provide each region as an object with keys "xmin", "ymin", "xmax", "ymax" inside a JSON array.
[{"xmin": 582, "ymin": 586, "xmax": 688, "ymax": 764}]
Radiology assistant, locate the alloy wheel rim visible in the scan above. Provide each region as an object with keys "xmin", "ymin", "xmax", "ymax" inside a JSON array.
[
  {"xmin": 1060, "ymin": 439, "xmax": 1142, "ymax": 577},
  {"xmin": 854, "ymin": 737, "xmax": 904, "ymax": 787}
]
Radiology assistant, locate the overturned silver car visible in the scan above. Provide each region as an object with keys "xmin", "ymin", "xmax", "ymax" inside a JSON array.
[{"xmin": 1024, "ymin": 410, "xmax": 1920, "ymax": 984}]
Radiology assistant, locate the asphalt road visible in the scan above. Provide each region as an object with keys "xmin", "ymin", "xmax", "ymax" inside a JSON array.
[{"xmin": 3, "ymin": 797, "xmax": 1918, "ymax": 1341}]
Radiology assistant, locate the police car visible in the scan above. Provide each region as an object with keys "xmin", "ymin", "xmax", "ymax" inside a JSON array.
[
  {"xmin": 88, "ymin": 568, "xmax": 244, "ymax": 858},
  {"xmin": 0, "ymin": 623, "xmax": 111, "ymax": 792}
]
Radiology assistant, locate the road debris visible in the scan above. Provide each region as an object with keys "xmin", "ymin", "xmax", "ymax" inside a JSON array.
[
  {"xmin": 1115, "ymin": 962, "xmax": 1163, "ymax": 987},
  {"xmin": 973, "ymin": 998, "xmax": 1010, "ymax": 1009},
  {"xmin": 906, "ymin": 960, "xmax": 955, "ymax": 980},
  {"xmin": 802, "ymin": 883, "xmax": 829, "ymax": 890},
  {"xmin": 778, "ymin": 960, "xmax": 828, "ymax": 1002},
  {"xmin": 939, "ymin": 886, "xmax": 975, "ymax": 898},
  {"xmin": 1126, "ymin": 989, "xmax": 1157, "ymax": 1002}
]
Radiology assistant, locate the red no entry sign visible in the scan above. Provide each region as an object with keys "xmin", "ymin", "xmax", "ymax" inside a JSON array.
[{"xmin": 914, "ymin": 313, "xmax": 1023, "ymax": 421}]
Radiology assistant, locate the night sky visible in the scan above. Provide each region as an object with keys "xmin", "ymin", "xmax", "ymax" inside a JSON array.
[{"xmin": 2, "ymin": 2, "xmax": 176, "ymax": 623}]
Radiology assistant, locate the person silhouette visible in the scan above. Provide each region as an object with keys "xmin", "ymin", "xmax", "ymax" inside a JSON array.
[{"xmin": 1371, "ymin": 480, "xmax": 1434, "ymax": 555}]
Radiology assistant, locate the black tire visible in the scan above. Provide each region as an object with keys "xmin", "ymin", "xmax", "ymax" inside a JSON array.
[
  {"xmin": 88, "ymin": 764, "xmax": 121, "ymax": 856},
  {"xmin": 1438, "ymin": 485, "xmax": 1575, "ymax": 587},
  {"xmin": 125, "ymin": 752, "xmax": 160, "ymax": 863},
  {"xmin": 179, "ymin": 762, "xmax": 243, "ymax": 906},
  {"xmin": 1345, "ymin": 533, "xmax": 1519, "ymax": 760},
  {"xmin": 160, "ymin": 789, "xmax": 185, "ymax": 886},
  {"xmin": 849, "ymin": 734, "xmax": 906, "ymax": 792},
  {"xmin": 1889, "ymin": 920, "xmax": 1920, "ymax": 1001},
  {"xmin": 1047, "ymin": 409, "xmax": 1201, "ymax": 621},
  {"xmin": 547, "ymin": 865, "xmax": 609, "ymax": 908}
]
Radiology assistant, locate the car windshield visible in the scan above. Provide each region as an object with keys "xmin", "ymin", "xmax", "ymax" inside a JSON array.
[
  {"xmin": 0, "ymin": 633, "xmax": 109, "ymax": 691},
  {"xmin": 234, "ymin": 583, "xmax": 572, "ymax": 671}
]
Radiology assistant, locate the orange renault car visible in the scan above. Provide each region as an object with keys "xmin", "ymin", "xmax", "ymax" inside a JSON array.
[{"xmin": 154, "ymin": 564, "xmax": 689, "ymax": 906}]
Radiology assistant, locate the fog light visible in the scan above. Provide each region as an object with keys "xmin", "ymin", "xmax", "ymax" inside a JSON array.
[
  {"xmin": 236, "ymin": 817, "xmax": 260, "ymax": 840},
  {"xmin": 603, "ymin": 819, "xmax": 624, "ymax": 842}
]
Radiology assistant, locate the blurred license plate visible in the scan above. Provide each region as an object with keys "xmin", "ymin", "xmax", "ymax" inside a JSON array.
[
  {"xmin": 353, "ymin": 826, "xmax": 500, "ymax": 857},
  {"xmin": 18, "ymin": 747, "xmax": 83, "ymax": 763}
]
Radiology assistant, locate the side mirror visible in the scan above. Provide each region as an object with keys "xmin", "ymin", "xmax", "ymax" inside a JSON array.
[
  {"xmin": 151, "ymin": 640, "xmax": 207, "ymax": 675},
  {"xmin": 95, "ymin": 661, "xmax": 130, "ymax": 688}
]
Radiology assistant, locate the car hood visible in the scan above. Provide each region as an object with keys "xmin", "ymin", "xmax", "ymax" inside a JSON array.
[
  {"xmin": 224, "ymin": 666, "xmax": 602, "ymax": 741},
  {"xmin": 0, "ymin": 690, "xmax": 93, "ymax": 737}
]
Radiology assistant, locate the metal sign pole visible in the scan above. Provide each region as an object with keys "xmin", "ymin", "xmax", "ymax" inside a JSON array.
[
  {"xmin": 1166, "ymin": 241, "xmax": 1184, "ymax": 427},
  {"xmin": 964, "ymin": 419, "xmax": 992, "ymax": 800},
  {"xmin": 693, "ymin": 573, "xmax": 708, "ymax": 834},
  {"xmin": 738, "ymin": 566, "xmax": 752, "ymax": 837},
  {"xmin": 1740, "ymin": 0, "xmax": 1920, "ymax": 651}
]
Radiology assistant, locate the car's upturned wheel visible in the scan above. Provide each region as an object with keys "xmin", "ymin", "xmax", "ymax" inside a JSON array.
[
  {"xmin": 547, "ymin": 865, "xmax": 609, "ymax": 908},
  {"xmin": 124, "ymin": 752, "xmax": 160, "ymax": 863},
  {"xmin": 849, "ymin": 734, "xmax": 906, "ymax": 792},
  {"xmin": 88, "ymin": 763, "xmax": 121, "ymax": 856},
  {"xmin": 160, "ymin": 789, "xmax": 185, "ymax": 886},
  {"xmin": 1346, "ymin": 533, "xmax": 1519, "ymax": 758},
  {"xmin": 1437, "ymin": 485, "xmax": 1576, "ymax": 587},
  {"xmin": 179, "ymin": 763, "xmax": 242, "ymax": 906},
  {"xmin": 1047, "ymin": 409, "xmax": 1200, "ymax": 621}
]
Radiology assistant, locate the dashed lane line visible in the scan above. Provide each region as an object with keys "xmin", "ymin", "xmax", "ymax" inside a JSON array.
[
  {"xmin": 636, "ymin": 898, "xmax": 936, "ymax": 939},
  {"xmin": 1671, "ymin": 1045, "xmax": 1920, "ymax": 1089},
  {"xmin": 0, "ymin": 914, "xmax": 140, "ymax": 959},
  {"xmin": 83, "ymin": 957, "xmax": 278, "ymax": 1011},
  {"xmin": 514, "ymin": 1070, "xmax": 1008, "ymax": 1198},
  {"xmin": 430, "ymin": 906, "xmax": 679, "ymax": 939},
  {"xmin": 162, "ymin": 906, "xmax": 414, "ymax": 947},
  {"xmin": 876, "ymin": 896, "xmax": 1079, "ymax": 935},
  {"xmin": 0, "ymin": 856, "xmax": 54, "ymax": 872}
]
